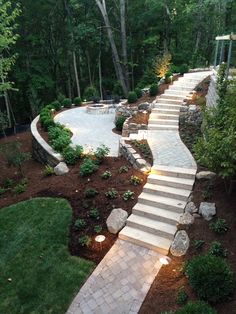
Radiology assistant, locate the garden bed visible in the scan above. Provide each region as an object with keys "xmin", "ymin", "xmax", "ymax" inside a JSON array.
[{"xmin": 125, "ymin": 139, "xmax": 153, "ymax": 165}]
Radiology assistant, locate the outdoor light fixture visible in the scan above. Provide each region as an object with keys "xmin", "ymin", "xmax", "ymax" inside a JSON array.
[
  {"xmin": 95, "ymin": 235, "xmax": 106, "ymax": 243},
  {"xmin": 159, "ymin": 256, "xmax": 171, "ymax": 265}
]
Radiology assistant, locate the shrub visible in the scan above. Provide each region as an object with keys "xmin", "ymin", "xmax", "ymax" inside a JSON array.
[
  {"xmin": 94, "ymin": 145, "xmax": 110, "ymax": 163},
  {"xmin": 185, "ymin": 254, "xmax": 234, "ymax": 303},
  {"xmin": 74, "ymin": 218, "xmax": 86, "ymax": 230},
  {"xmin": 179, "ymin": 64, "xmax": 189, "ymax": 75},
  {"xmin": 89, "ymin": 207, "xmax": 100, "ymax": 220},
  {"xmin": 40, "ymin": 107, "xmax": 54, "ymax": 130},
  {"xmin": 119, "ymin": 165, "xmax": 129, "ymax": 173},
  {"xmin": 115, "ymin": 116, "xmax": 126, "ymax": 131},
  {"xmin": 78, "ymin": 235, "xmax": 91, "ymax": 247},
  {"xmin": 73, "ymin": 97, "xmax": 82, "ymax": 106},
  {"xmin": 210, "ymin": 218, "xmax": 229, "ymax": 234},
  {"xmin": 0, "ymin": 187, "xmax": 6, "ymax": 195},
  {"xmin": 130, "ymin": 175, "xmax": 143, "ymax": 186},
  {"xmin": 101, "ymin": 171, "xmax": 112, "ymax": 179},
  {"xmin": 155, "ymin": 52, "xmax": 172, "ymax": 78},
  {"xmin": 149, "ymin": 83, "xmax": 159, "ymax": 96},
  {"xmin": 79, "ymin": 158, "xmax": 99, "ymax": 177},
  {"xmin": 193, "ymin": 239, "xmax": 205, "ymax": 250},
  {"xmin": 113, "ymin": 81, "xmax": 123, "ymax": 97},
  {"xmin": 94, "ymin": 225, "xmax": 102, "ymax": 233},
  {"xmin": 128, "ymin": 91, "xmax": 138, "ymax": 103},
  {"xmin": 84, "ymin": 188, "xmax": 98, "ymax": 198},
  {"xmin": 2, "ymin": 178, "xmax": 14, "ymax": 188},
  {"xmin": 134, "ymin": 87, "xmax": 142, "ymax": 99},
  {"xmin": 62, "ymin": 145, "xmax": 83, "ymax": 165},
  {"xmin": 0, "ymin": 111, "xmax": 8, "ymax": 136},
  {"xmin": 51, "ymin": 100, "xmax": 61, "ymax": 111},
  {"xmin": 51, "ymin": 135, "xmax": 71, "ymax": 152},
  {"xmin": 43, "ymin": 165, "xmax": 54, "ymax": 176},
  {"xmin": 176, "ymin": 287, "xmax": 188, "ymax": 305},
  {"xmin": 123, "ymin": 190, "xmax": 135, "ymax": 201},
  {"xmin": 84, "ymin": 86, "xmax": 99, "ymax": 102},
  {"xmin": 209, "ymin": 241, "xmax": 228, "ymax": 258},
  {"xmin": 13, "ymin": 179, "xmax": 28, "ymax": 195},
  {"xmin": 175, "ymin": 301, "xmax": 217, "ymax": 314},
  {"xmin": 62, "ymin": 98, "xmax": 72, "ymax": 108},
  {"xmin": 105, "ymin": 188, "xmax": 118, "ymax": 199}
]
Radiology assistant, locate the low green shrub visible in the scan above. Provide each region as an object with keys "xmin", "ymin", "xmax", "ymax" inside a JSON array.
[
  {"xmin": 13, "ymin": 179, "xmax": 28, "ymax": 195},
  {"xmin": 74, "ymin": 218, "xmax": 86, "ymax": 230},
  {"xmin": 185, "ymin": 254, "xmax": 235, "ymax": 303},
  {"xmin": 130, "ymin": 175, "xmax": 143, "ymax": 186},
  {"xmin": 119, "ymin": 165, "xmax": 129, "ymax": 173},
  {"xmin": 94, "ymin": 145, "xmax": 110, "ymax": 163},
  {"xmin": 179, "ymin": 64, "xmax": 189, "ymax": 75},
  {"xmin": 43, "ymin": 165, "xmax": 54, "ymax": 176},
  {"xmin": 62, "ymin": 145, "xmax": 83, "ymax": 165},
  {"xmin": 40, "ymin": 107, "xmax": 55, "ymax": 130},
  {"xmin": 73, "ymin": 97, "xmax": 82, "ymax": 106},
  {"xmin": 62, "ymin": 98, "xmax": 72, "ymax": 108},
  {"xmin": 84, "ymin": 86, "xmax": 99, "ymax": 101},
  {"xmin": 84, "ymin": 188, "xmax": 98, "ymax": 198},
  {"xmin": 209, "ymin": 241, "xmax": 228, "ymax": 258},
  {"xmin": 89, "ymin": 207, "xmax": 100, "ymax": 220},
  {"xmin": 175, "ymin": 301, "xmax": 217, "ymax": 314},
  {"xmin": 51, "ymin": 100, "xmax": 61, "ymax": 111},
  {"xmin": 51, "ymin": 135, "xmax": 71, "ymax": 152},
  {"xmin": 123, "ymin": 190, "xmax": 135, "ymax": 201},
  {"xmin": 149, "ymin": 83, "xmax": 159, "ymax": 96},
  {"xmin": 94, "ymin": 225, "xmax": 102, "ymax": 233},
  {"xmin": 128, "ymin": 91, "xmax": 138, "ymax": 103},
  {"xmin": 101, "ymin": 170, "xmax": 112, "ymax": 179},
  {"xmin": 105, "ymin": 188, "xmax": 118, "ymax": 199},
  {"xmin": 78, "ymin": 235, "xmax": 91, "ymax": 247},
  {"xmin": 2, "ymin": 178, "xmax": 14, "ymax": 189},
  {"xmin": 0, "ymin": 187, "xmax": 6, "ymax": 195},
  {"xmin": 115, "ymin": 116, "xmax": 126, "ymax": 131},
  {"xmin": 134, "ymin": 87, "xmax": 142, "ymax": 99},
  {"xmin": 210, "ymin": 218, "xmax": 229, "ymax": 234},
  {"xmin": 79, "ymin": 158, "xmax": 99, "ymax": 177},
  {"xmin": 113, "ymin": 81, "xmax": 123, "ymax": 97},
  {"xmin": 176, "ymin": 287, "xmax": 188, "ymax": 305}
]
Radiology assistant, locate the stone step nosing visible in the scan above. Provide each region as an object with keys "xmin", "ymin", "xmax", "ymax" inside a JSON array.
[
  {"xmin": 152, "ymin": 165, "xmax": 196, "ymax": 179},
  {"xmin": 138, "ymin": 194, "xmax": 185, "ymax": 213},
  {"xmin": 143, "ymin": 183, "xmax": 190, "ymax": 201},
  {"xmin": 147, "ymin": 174, "xmax": 194, "ymax": 190}
]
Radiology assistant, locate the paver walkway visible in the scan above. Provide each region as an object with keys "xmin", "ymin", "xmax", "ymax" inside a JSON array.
[
  {"xmin": 55, "ymin": 107, "xmax": 120, "ymax": 156},
  {"xmin": 67, "ymin": 71, "xmax": 212, "ymax": 314}
]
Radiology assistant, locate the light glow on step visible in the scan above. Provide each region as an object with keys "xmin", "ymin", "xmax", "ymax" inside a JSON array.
[{"xmin": 159, "ymin": 256, "xmax": 171, "ymax": 265}]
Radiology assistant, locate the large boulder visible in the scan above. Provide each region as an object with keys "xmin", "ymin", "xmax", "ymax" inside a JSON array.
[
  {"xmin": 170, "ymin": 230, "xmax": 190, "ymax": 257},
  {"xmin": 199, "ymin": 202, "xmax": 216, "ymax": 221},
  {"xmin": 196, "ymin": 171, "xmax": 216, "ymax": 180},
  {"xmin": 185, "ymin": 201, "xmax": 198, "ymax": 214},
  {"xmin": 106, "ymin": 208, "xmax": 128, "ymax": 234},
  {"xmin": 138, "ymin": 102, "xmax": 151, "ymax": 111},
  {"xmin": 178, "ymin": 212, "xmax": 194, "ymax": 228},
  {"xmin": 54, "ymin": 162, "xmax": 69, "ymax": 176}
]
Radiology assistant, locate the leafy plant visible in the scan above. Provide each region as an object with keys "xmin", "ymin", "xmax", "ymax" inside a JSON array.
[
  {"xmin": 43, "ymin": 165, "xmax": 54, "ymax": 176},
  {"xmin": 210, "ymin": 218, "xmax": 229, "ymax": 234},
  {"xmin": 94, "ymin": 225, "xmax": 102, "ymax": 233},
  {"xmin": 89, "ymin": 207, "xmax": 100, "ymax": 220},
  {"xmin": 130, "ymin": 175, "xmax": 143, "ymax": 186},
  {"xmin": 185, "ymin": 254, "xmax": 234, "ymax": 303},
  {"xmin": 105, "ymin": 188, "xmax": 118, "ymax": 199},
  {"xmin": 79, "ymin": 158, "xmax": 99, "ymax": 177},
  {"xmin": 149, "ymin": 83, "xmax": 159, "ymax": 96},
  {"xmin": 202, "ymin": 183, "xmax": 213, "ymax": 200},
  {"xmin": 62, "ymin": 145, "xmax": 83, "ymax": 165},
  {"xmin": 84, "ymin": 86, "xmax": 99, "ymax": 101},
  {"xmin": 176, "ymin": 287, "xmax": 188, "ymax": 305},
  {"xmin": 94, "ymin": 144, "xmax": 110, "ymax": 163},
  {"xmin": 0, "ymin": 111, "xmax": 8, "ymax": 136},
  {"xmin": 13, "ymin": 179, "xmax": 28, "ymax": 194},
  {"xmin": 118, "ymin": 165, "xmax": 129, "ymax": 173},
  {"xmin": 74, "ymin": 218, "xmax": 86, "ymax": 230},
  {"xmin": 2, "ymin": 178, "xmax": 14, "ymax": 188},
  {"xmin": 123, "ymin": 190, "xmax": 135, "ymax": 201},
  {"xmin": 115, "ymin": 116, "xmax": 126, "ymax": 131},
  {"xmin": 51, "ymin": 135, "xmax": 71, "ymax": 152},
  {"xmin": 134, "ymin": 87, "xmax": 142, "ymax": 98},
  {"xmin": 62, "ymin": 98, "xmax": 72, "ymax": 108},
  {"xmin": 193, "ymin": 239, "xmax": 205, "ymax": 250},
  {"xmin": 155, "ymin": 52, "xmax": 172, "ymax": 78},
  {"xmin": 73, "ymin": 97, "xmax": 82, "ymax": 106},
  {"xmin": 209, "ymin": 241, "xmax": 228, "ymax": 258},
  {"xmin": 51, "ymin": 100, "xmax": 61, "ymax": 111},
  {"xmin": 78, "ymin": 235, "xmax": 91, "ymax": 247},
  {"xmin": 113, "ymin": 81, "xmax": 123, "ymax": 97},
  {"xmin": 0, "ymin": 187, "xmax": 6, "ymax": 195},
  {"xmin": 128, "ymin": 91, "xmax": 137, "ymax": 103},
  {"xmin": 101, "ymin": 170, "xmax": 112, "ymax": 179},
  {"xmin": 175, "ymin": 301, "xmax": 217, "ymax": 314},
  {"xmin": 179, "ymin": 64, "xmax": 189, "ymax": 75},
  {"xmin": 84, "ymin": 188, "xmax": 98, "ymax": 198}
]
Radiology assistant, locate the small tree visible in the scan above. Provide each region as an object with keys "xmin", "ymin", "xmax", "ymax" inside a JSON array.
[{"xmin": 154, "ymin": 52, "xmax": 172, "ymax": 78}]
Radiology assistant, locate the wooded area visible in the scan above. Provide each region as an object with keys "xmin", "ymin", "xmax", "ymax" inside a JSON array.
[{"xmin": 1, "ymin": 0, "xmax": 236, "ymax": 125}]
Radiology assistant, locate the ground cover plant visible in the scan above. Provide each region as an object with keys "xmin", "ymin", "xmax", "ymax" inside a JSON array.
[{"xmin": 0, "ymin": 198, "xmax": 94, "ymax": 314}]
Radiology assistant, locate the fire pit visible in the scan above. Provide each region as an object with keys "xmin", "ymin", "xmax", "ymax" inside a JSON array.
[{"xmin": 86, "ymin": 104, "xmax": 109, "ymax": 114}]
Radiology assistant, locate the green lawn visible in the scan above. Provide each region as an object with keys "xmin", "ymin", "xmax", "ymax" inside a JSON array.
[{"xmin": 0, "ymin": 197, "xmax": 95, "ymax": 314}]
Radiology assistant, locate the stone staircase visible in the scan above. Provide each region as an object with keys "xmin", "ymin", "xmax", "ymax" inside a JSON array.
[{"xmin": 119, "ymin": 71, "xmax": 211, "ymax": 255}]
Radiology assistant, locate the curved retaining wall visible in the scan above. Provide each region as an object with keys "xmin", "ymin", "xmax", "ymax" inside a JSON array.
[{"xmin": 31, "ymin": 116, "xmax": 63, "ymax": 167}]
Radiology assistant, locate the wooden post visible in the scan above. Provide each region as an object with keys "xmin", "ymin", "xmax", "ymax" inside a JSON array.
[
  {"xmin": 219, "ymin": 40, "xmax": 225, "ymax": 64},
  {"xmin": 226, "ymin": 40, "xmax": 233, "ymax": 78},
  {"xmin": 214, "ymin": 40, "xmax": 219, "ymax": 68}
]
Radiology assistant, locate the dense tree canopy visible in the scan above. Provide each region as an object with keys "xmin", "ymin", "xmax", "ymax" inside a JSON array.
[{"xmin": 0, "ymin": 0, "xmax": 236, "ymax": 124}]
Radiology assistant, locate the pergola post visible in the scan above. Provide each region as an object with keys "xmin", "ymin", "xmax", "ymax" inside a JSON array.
[
  {"xmin": 226, "ymin": 39, "xmax": 233, "ymax": 78},
  {"xmin": 219, "ymin": 40, "xmax": 225, "ymax": 64},
  {"xmin": 214, "ymin": 40, "xmax": 219, "ymax": 68}
]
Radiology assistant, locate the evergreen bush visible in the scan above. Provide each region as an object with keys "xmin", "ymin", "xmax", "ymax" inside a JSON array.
[
  {"xmin": 134, "ymin": 87, "xmax": 142, "ymax": 98},
  {"xmin": 51, "ymin": 100, "xmax": 61, "ymax": 111},
  {"xmin": 115, "ymin": 116, "xmax": 126, "ymax": 131},
  {"xmin": 175, "ymin": 301, "xmax": 217, "ymax": 314},
  {"xmin": 128, "ymin": 91, "xmax": 138, "ymax": 103},
  {"xmin": 62, "ymin": 98, "xmax": 72, "ymax": 108},
  {"xmin": 73, "ymin": 97, "xmax": 82, "ymax": 106},
  {"xmin": 179, "ymin": 64, "xmax": 189, "ymax": 75},
  {"xmin": 84, "ymin": 86, "xmax": 99, "ymax": 102},
  {"xmin": 149, "ymin": 83, "xmax": 159, "ymax": 96}
]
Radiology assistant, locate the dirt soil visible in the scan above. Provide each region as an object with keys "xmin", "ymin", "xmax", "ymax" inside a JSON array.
[{"xmin": 0, "ymin": 131, "xmax": 147, "ymax": 265}]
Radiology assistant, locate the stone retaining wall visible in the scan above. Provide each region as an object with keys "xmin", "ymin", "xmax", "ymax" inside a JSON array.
[
  {"xmin": 119, "ymin": 137, "xmax": 151, "ymax": 172},
  {"xmin": 206, "ymin": 74, "xmax": 218, "ymax": 108},
  {"xmin": 31, "ymin": 116, "xmax": 63, "ymax": 166},
  {"xmin": 122, "ymin": 117, "xmax": 148, "ymax": 137}
]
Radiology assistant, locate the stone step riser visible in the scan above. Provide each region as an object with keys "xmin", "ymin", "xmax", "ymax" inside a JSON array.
[
  {"xmin": 149, "ymin": 114, "xmax": 179, "ymax": 120},
  {"xmin": 152, "ymin": 109, "xmax": 179, "ymax": 115},
  {"xmin": 148, "ymin": 120, "xmax": 178, "ymax": 126},
  {"xmin": 126, "ymin": 219, "xmax": 174, "ymax": 240},
  {"xmin": 165, "ymin": 90, "xmax": 191, "ymax": 95},
  {"xmin": 132, "ymin": 207, "xmax": 178, "ymax": 226},
  {"xmin": 153, "ymin": 168, "xmax": 196, "ymax": 180},
  {"xmin": 153, "ymin": 104, "xmax": 181, "ymax": 110},
  {"xmin": 147, "ymin": 177, "xmax": 193, "ymax": 190},
  {"xmin": 138, "ymin": 197, "xmax": 184, "ymax": 213},
  {"xmin": 143, "ymin": 186, "xmax": 189, "ymax": 201},
  {"xmin": 157, "ymin": 99, "xmax": 183, "ymax": 105},
  {"xmin": 119, "ymin": 233, "xmax": 169, "ymax": 255},
  {"xmin": 159, "ymin": 95, "xmax": 185, "ymax": 100},
  {"xmin": 148, "ymin": 125, "xmax": 179, "ymax": 131},
  {"xmin": 168, "ymin": 87, "xmax": 194, "ymax": 92}
]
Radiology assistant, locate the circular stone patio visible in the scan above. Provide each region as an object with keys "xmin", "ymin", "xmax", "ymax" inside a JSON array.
[{"xmin": 54, "ymin": 107, "xmax": 121, "ymax": 156}]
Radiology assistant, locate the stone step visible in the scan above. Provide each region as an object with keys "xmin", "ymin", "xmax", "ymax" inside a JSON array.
[
  {"xmin": 152, "ymin": 108, "xmax": 179, "ymax": 115},
  {"xmin": 133, "ymin": 203, "xmax": 180, "ymax": 225},
  {"xmin": 152, "ymin": 165, "xmax": 196, "ymax": 180},
  {"xmin": 148, "ymin": 124, "xmax": 179, "ymax": 131},
  {"xmin": 149, "ymin": 113, "xmax": 179, "ymax": 120},
  {"xmin": 148, "ymin": 118, "xmax": 179, "ymax": 126},
  {"xmin": 147, "ymin": 173, "xmax": 194, "ymax": 190},
  {"xmin": 153, "ymin": 104, "xmax": 181, "ymax": 110},
  {"xmin": 168, "ymin": 86, "xmax": 194, "ymax": 91},
  {"xmin": 143, "ymin": 182, "xmax": 191, "ymax": 201},
  {"xmin": 127, "ymin": 214, "xmax": 177, "ymax": 240},
  {"xmin": 138, "ymin": 192, "xmax": 185, "ymax": 213},
  {"xmin": 119, "ymin": 226, "xmax": 172, "ymax": 255},
  {"xmin": 165, "ymin": 90, "xmax": 192, "ymax": 96},
  {"xmin": 157, "ymin": 98, "xmax": 183, "ymax": 105},
  {"xmin": 159, "ymin": 94, "xmax": 185, "ymax": 101}
]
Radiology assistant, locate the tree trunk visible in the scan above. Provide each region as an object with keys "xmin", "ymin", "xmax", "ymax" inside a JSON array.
[
  {"xmin": 72, "ymin": 51, "xmax": 81, "ymax": 97},
  {"xmin": 86, "ymin": 51, "xmax": 92, "ymax": 86},
  {"xmin": 95, "ymin": 0, "xmax": 128, "ymax": 96},
  {"xmin": 120, "ymin": 0, "xmax": 129, "ymax": 91}
]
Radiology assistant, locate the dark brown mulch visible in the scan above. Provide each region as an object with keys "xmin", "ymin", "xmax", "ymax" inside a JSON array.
[
  {"xmin": 0, "ymin": 131, "xmax": 147, "ymax": 265},
  {"xmin": 125, "ymin": 140, "xmax": 153, "ymax": 166}
]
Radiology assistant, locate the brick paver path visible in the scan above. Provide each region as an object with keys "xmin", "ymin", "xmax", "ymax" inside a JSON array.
[{"xmin": 67, "ymin": 240, "xmax": 161, "ymax": 314}]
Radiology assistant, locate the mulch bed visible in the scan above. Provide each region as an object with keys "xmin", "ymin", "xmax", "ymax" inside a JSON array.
[
  {"xmin": 0, "ymin": 131, "xmax": 147, "ymax": 264},
  {"xmin": 125, "ymin": 139, "xmax": 153, "ymax": 165}
]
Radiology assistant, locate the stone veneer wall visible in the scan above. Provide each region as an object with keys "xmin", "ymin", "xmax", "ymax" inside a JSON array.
[
  {"xmin": 205, "ymin": 73, "xmax": 218, "ymax": 108},
  {"xmin": 31, "ymin": 116, "xmax": 63, "ymax": 167},
  {"xmin": 122, "ymin": 117, "xmax": 148, "ymax": 137}
]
